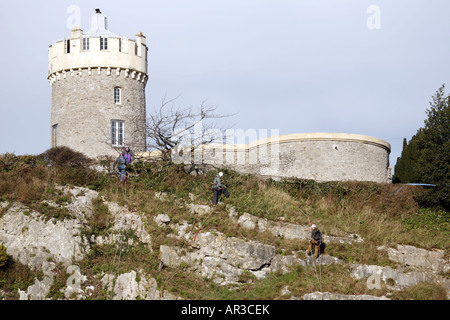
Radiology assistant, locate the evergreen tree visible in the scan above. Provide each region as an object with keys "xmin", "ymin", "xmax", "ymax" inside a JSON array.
[
  {"xmin": 393, "ymin": 134, "xmax": 421, "ymax": 183},
  {"xmin": 393, "ymin": 84, "xmax": 449, "ymax": 210}
]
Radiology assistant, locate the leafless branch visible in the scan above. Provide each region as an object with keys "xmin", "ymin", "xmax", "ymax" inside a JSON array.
[{"xmin": 146, "ymin": 95, "xmax": 235, "ymax": 161}]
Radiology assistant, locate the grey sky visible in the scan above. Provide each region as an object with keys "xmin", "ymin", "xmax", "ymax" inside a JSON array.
[{"xmin": 1, "ymin": 0, "xmax": 449, "ymax": 174}]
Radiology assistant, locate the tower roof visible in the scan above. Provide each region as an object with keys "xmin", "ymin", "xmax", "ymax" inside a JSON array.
[{"xmin": 84, "ymin": 9, "xmax": 119, "ymax": 37}]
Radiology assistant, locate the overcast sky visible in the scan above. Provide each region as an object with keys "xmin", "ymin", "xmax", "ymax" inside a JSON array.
[{"xmin": 1, "ymin": 0, "xmax": 449, "ymax": 173}]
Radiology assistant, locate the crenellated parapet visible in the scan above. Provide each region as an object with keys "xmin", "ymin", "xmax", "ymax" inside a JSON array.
[
  {"xmin": 48, "ymin": 12, "xmax": 148, "ymax": 85},
  {"xmin": 48, "ymin": 66, "xmax": 148, "ymax": 86}
]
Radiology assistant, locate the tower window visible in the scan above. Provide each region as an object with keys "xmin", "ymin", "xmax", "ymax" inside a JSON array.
[
  {"xmin": 118, "ymin": 38, "xmax": 122, "ymax": 52},
  {"xmin": 114, "ymin": 87, "xmax": 121, "ymax": 104},
  {"xmin": 100, "ymin": 36, "xmax": 108, "ymax": 50},
  {"xmin": 52, "ymin": 124, "xmax": 58, "ymax": 147},
  {"xmin": 64, "ymin": 39, "xmax": 71, "ymax": 53},
  {"xmin": 82, "ymin": 37, "xmax": 90, "ymax": 51},
  {"xmin": 111, "ymin": 120, "xmax": 124, "ymax": 146}
]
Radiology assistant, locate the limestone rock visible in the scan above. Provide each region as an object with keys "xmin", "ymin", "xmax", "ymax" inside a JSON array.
[
  {"xmin": 379, "ymin": 244, "xmax": 449, "ymax": 273},
  {"xmin": 154, "ymin": 214, "xmax": 171, "ymax": 227},
  {"xmin": 18, "ymin": 274, "xmax": 54, "ymax": 300},
  {"xmin": 350, "ymin": 264, "xmax": 450, "ymax": 297},
  {"xmin": 101, "ymin": 270, "xmax": 180, "ymax": 300},
  {"xmin": 160, "ymin": 224, "xmax": 344, "ymax": 285},
  {"xmin": 228, "ymin": 206, "xmax": 363, "ymax": 244},
  {"xmin": 154, "ymin": 192, "xmax": 168, "ymax": 200},
  {"xmin": 188, "ymin": 203, "xmax": 212, "ymax": 216},
  {"xmin": 64, "ymin": 265, "xmax": 90, "ymax": 300},
  {"xmin": 303, "ymin": 291, "xmax": 390, "ymax": 300},
  {"xmin": 237, "ymin": 212, "xmax": 259, "ymax": 230},
  {"xmin": 56, "ymin": 185, "xmax": 99, "ymax": 220},
  {"xmin": 95, "ymin": 201, "xmax": 153, "ymax": 251},
  {"xmin": 0, "ymin": 185, "xmax": 156, "ymax": 300},
  {"xmin": 0, "ymin": 202, "xmax": 90, "ymax": 271}
]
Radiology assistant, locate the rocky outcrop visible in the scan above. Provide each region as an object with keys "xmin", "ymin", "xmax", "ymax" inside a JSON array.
[
  {"xmin": 159, "ymin": 221, "xmax": 343, "ymax": 285},
  {"xmin": 94, "ymin": 200, "xmax": 153, "ymax": 251},
  {"xmin": 346, "ymin": 245, "xmax": 450, "ymax": 298},
  {"xmin": 101, "ymin": 270, "xmax": 180, "ymax": 300},
  {"xmin": 154, "ymin": 213, "xmax": 171, "ymax": 227},
  {"xmin": 0, "ymin": 202, "xmax": 90, "ymax": 270},
  {"xmin": 63, "ymin": 265, "xmax": 93, "ymax": 299},
  {"xmin": 348, "ymin": 244, "xmax": 450, "ymax": 297},
  {"xmin": 350, "ymin": 263, "xmax": 450, "ymax": 297},
  {"xmin": 0, "ymin": 186, "xmax": 158, "ymax": 300},
  {"xmin": 0, "ymin": 200, "xmax": 92, "ymax": 300},
  {"xmin": 55, "ymin": 185, "xmax": 99, "ymax": 221},
  {"xmin": 227, "ymin": 206, "xmax": 363, "ymax": 244},
  {"xmin": 188, "ymin": 204, "xmax": 213, "ymax": 216},
  {"xmin": 379, "ymin": 245, "xmax": 449, "ymax": 273},
  {"xmin": 303, "ymin": 291, "xmax": 390, "ymax": 300}
]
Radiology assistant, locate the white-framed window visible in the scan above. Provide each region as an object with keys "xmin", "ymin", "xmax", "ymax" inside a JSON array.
[
  {"xmin": 82, "ymin": 37, "xmax": 90, "ymax": 51},
  {"xmin": 64, "ymin": 39, "xmax": 71, "ymax": 53},
  {"xmin": 111, "ymin": 120, "xmax": 124, "ymax": 146},
  {"xmin": 120, "ymin": 37, "xmax": 128, "ymax": 53},
  {"xmin": 114, "ymin": 87, "xmax": 121, "ymax": 104},
  {"xmin": 100, "ymin": 36, "xmax": 108, "ymax": 50}
]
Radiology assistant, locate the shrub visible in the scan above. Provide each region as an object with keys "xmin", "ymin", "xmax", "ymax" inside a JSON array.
[
  {"xmin": 403, "ymin": 208, "xmax": 450, "ymax": 232},
  {"xmin": 38, "ymin": 146, "xmax": 91, "ymax": 168},
  {"xmin": 0, "ymin": 243, "xmax": 8, "ymax": 268}
]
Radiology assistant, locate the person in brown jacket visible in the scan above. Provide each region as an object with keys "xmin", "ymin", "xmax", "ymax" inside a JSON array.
[{"xmin": 306, "ymin": 224, "xmax": 322, "ymax": 259}]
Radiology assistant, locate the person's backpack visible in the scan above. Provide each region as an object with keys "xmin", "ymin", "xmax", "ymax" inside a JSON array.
[{"xmin": 124, "ymin": 153, "xmax": 132, "ymax": 163}]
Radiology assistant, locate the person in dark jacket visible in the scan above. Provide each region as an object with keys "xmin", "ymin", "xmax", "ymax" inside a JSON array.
[
  {"xmin": 306, "ymin": 224, "xmax": 322, "ymax": 259},
  {"xmin": 113, "ymin": 153, "xmax": 127, "ymax": 181},
  {"xmin": 212, "ymin": 172, "xmax": 229, "ymax": 205},
  {"xmin": 122, "ymin": 146, "xmax": 135, "ymax": 164}
]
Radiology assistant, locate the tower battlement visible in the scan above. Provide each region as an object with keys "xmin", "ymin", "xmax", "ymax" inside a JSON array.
[
  {"xmin": 48, "ymin": 11, "xmax": 147, "ymax": 85},
  {"xmin": 48, "ymin": 9, "xmax": 148, "ymax": 158}
]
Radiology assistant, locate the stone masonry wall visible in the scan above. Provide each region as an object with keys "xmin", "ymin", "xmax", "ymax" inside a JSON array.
[
  {"xmin": 177, "ymin": 133, "xmax": 391, "ymax": 183},
  {"xmin": 50, "ymin": 69, "xmax": 146, "ymax": 158}
]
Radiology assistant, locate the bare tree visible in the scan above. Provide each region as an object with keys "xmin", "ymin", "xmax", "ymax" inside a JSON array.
[{"xmin": 146, "ymin": 95, "xmax": 234, "ymax": 161}]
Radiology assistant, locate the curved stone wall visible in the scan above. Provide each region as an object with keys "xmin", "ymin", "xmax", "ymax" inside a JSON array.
[{"xmin": 178, "ymin": 133, "xmax": 391, "ymax": 183}]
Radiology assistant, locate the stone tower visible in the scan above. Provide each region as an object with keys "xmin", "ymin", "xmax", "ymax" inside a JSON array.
[{"xmin": 48, "ymin": 9, "xmax": 148, "ymax": 158}]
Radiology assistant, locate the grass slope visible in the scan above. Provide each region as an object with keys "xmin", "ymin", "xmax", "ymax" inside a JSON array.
[{"xmin": 0, "ymin": 153, "xmax": 448, "ymax": 300}]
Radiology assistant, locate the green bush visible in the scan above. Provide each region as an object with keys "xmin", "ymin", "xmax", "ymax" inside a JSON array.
[
  {"xmin": 38, "ymin": 146, "xmax": 91, "ymax": 168},
  {"xmin": 0, "ymin": 243, "xmax": 8, "ymax": 268},
  {"xmin": 403, "ymin": 208, "xmax": 450, "ymax": 232}
]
